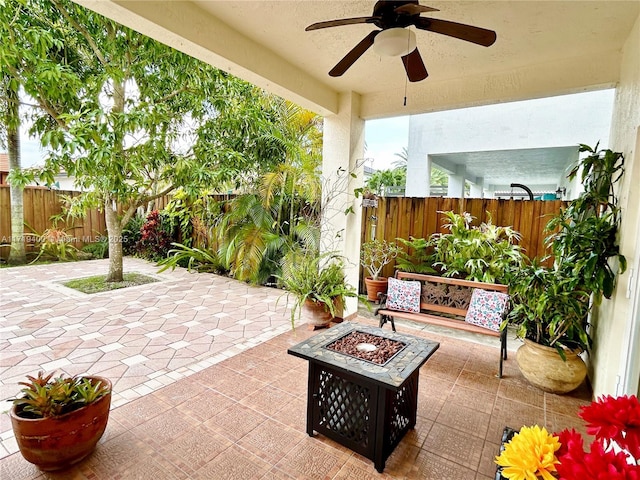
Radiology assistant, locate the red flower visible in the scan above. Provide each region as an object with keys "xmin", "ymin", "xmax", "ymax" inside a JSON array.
[
  {"xmin": 556, "ymin": 429, "xmax": 584, "ymax": 458},
  {"xmin": 556, "ymin": 437, "xmax": 640, "ymax": 480},
  {"xmin": 580, "ymin": 395, "xmax": 640, "ymax": 459}
]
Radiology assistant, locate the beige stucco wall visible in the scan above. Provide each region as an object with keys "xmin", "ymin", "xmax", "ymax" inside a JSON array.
[{"xmin": 591, "ymin": 12, "xmax": 640, "ymax": 397}]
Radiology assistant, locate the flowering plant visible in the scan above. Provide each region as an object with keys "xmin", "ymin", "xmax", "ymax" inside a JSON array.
[{"xmin": 496, "ymin": 395, "xmax": 640, "ymax": 480}]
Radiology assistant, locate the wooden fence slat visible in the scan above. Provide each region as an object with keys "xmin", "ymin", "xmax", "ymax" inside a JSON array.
[
  {"xmin": 3, "ymin": 188, "xmax": 567, "ymax": 270},
  {"xmin": 1, "ymin": 187, "xmax": 168, "ymax": 260},
  {"xmin": 359, "ymin": 197, "xmax": 567, "ymax": 278}
]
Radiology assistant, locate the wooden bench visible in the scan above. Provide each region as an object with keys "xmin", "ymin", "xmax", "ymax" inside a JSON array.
[{"xmin": 376, "ymin": 272, "xmax": 509, "ymax": 377}]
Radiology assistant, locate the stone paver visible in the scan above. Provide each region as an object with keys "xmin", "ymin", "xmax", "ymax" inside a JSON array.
[{"xmin": 0, "ymin": 258, "xmax": 292, "ymax": 459}]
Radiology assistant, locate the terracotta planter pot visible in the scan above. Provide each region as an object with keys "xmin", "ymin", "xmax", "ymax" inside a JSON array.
[
  {"xmin": 364, "ymin": 277, "xmax": 389, "ymax": 302},
  {"xmin": 301, "ymin": 299, "xmax": 334, "ymax": 329},
  {"xmin": 516, "ymin": 339, "xmax": 587, "ymax": 394},
  {"xmin": 11, "ymin": 376, "xmax": 112, "ymax": 471}
]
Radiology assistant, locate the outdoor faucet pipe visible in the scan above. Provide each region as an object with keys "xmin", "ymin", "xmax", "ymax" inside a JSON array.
[{"xmin": 510, "ymin": 183, "xmax": 534, "ymax": 201}]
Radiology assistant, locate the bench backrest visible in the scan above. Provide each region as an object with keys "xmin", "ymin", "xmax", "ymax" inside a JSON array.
[{"xmin": 395, "ymin": 271, "xmax": 509, "ymax": 318}]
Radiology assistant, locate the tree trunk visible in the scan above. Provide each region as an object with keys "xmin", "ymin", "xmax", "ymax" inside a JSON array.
[
  {"xmin": 6, "ymin": 82, "xmax": 26, "ymax": 265},
  {"xmin": 104, "ymin": 200, "xmax": 124, "ymax": 282},
  {"xmin": 104, "ymin": 77, "xmax": 126, "ymax": 282}
]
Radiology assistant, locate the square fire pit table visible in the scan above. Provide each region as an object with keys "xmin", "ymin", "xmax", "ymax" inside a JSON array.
[{"xmin": 287, "ymin": 322, "xmax": 439, "ymax": 473}]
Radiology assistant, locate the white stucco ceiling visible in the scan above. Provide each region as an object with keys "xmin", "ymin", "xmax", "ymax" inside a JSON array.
[
  {"xmin": 430, "ymin": 146, "xmax": 578, "ymax": 192},
  {"xmin": 80, "ymin": 1, "xmax": 640, "ymax": 119},
  {"xmin": 76, "ymin": 1, "xmax": 638, "ymax": 192}
]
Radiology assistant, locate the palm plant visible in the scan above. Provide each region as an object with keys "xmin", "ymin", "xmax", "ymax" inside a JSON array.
[{"xmin": 213, "ymin": 102, "xmax": 323, "ymax": 285}]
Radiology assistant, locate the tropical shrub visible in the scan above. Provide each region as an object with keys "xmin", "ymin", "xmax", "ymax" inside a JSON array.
[
  {"xmin": 395, "ymin": 236, "xmax": 436, "ymax": 274},
  {"xmin": 81, "ymin": 236, "xmax": 109, "ymax": 259},
  {"xmin": 157, "ymin": 243, "xmax": 227, "ymax": 274},
  {"xmin": 25, "ymin": 222, "xmax": 78, "ymax": 264},
  {"xmin": 122, "ymin": 215, "xmax": 145, "ymax": 255},
  {"xmin": 431, "ymin": 211, "xmax": 524, "ymax": 284},
  {"xmin": 135, "ymin": 210, "xmax": 176, "ymax": 261}
]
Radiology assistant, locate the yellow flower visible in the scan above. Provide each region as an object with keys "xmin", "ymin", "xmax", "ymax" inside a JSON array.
[{"xmin": 495, "ymin": 425, "xmax": 560, "ymax": 480}]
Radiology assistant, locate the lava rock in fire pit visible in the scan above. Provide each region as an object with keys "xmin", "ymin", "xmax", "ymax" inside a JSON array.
[{"xmin": 326, "ymin": 331, "xmax": 405, "ymax": 365}]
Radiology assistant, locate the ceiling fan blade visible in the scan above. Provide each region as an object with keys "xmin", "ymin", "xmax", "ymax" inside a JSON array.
[
  {"xmin": 401, "ymin": 48, "xmax": 428, "ymax": 82},
  {"xmin": 414, "ymin": 17, "xmax": 496, "ymax": 46},
  {"xmin": 394, "ymin": 4, "xmax": 439, "ymax": 15},
  {"xmin": 329, "ymin": 30, "xmax": 379, "ymax": 77},
  {"xmin": 306, "ymin": 17, "xmax": 378, "ymax": 31}
]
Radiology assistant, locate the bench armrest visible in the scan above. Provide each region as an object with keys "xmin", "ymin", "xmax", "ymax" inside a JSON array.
[{"xmin": 374, "ymin": 292, "xmax": 389, "ymax": 315}]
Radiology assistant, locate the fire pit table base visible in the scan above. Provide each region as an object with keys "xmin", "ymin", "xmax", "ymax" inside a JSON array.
[
  {"xmin": 307, "ymin": 362, "xmax": 418, "ymax": 473},
  {"xmin": 288, "ymin": 322, "xmax": 439, "ymax": 473}
]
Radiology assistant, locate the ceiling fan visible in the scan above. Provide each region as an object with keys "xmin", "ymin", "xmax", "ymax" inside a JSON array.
[{"xmin": 305, "ymin": 0, "xmax": 497, "ymax": 82}]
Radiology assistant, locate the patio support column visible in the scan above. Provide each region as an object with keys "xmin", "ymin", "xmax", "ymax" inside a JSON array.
[
  {"xmin": 447, "ymin": 167, "xmax": 466, "ymax": 198},
  {"xmin": 321, "ymin": 92, "xmax": 365, "ymax": 319},
  {"xmin": 469, "ymin": 182, "xmax": 484, "ymax": 198}
]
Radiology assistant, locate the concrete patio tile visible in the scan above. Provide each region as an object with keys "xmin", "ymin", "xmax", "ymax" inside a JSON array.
[{"xmin": 0, "ymin": 258, "xmax": 588, "ymax": 480}]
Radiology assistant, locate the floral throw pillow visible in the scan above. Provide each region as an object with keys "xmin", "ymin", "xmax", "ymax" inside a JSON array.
[
  {"xmin": 465, "ymin": 288, "xmax": 510, "ymax": 332},
  {"xmin": 386, "ymin": 277, "xmax": 421, "ymax": 313}
]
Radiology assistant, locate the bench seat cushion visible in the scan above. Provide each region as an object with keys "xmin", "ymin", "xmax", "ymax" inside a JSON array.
[{"xmin": 464, "ymin": 289, "xmax": 510, "ymax": 332}]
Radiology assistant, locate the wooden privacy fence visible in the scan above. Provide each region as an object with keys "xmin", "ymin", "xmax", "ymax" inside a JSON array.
[
  {"xmin": 2, "ymin": 187, "xmax": 565, "ymax": 270},
  {"xmin": 360, "ymin": 197, "xmax": 567, "ymax": 279},
  {"xmin": 0, "ymin": 186, "xmax": 170, "ymax": 259}
]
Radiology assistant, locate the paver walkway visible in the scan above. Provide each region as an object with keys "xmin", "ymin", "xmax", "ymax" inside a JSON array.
[{"xmin": 0, "ymin": 258, "xmax": 293, "ymax": 458}]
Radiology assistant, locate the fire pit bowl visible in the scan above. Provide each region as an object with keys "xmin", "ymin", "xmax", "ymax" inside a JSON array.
[{"xmin": 287, "ymin": 322, "xmax": 439, "ymax": 473}]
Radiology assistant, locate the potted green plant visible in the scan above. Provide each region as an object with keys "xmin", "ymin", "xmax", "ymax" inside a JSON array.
[
  {"xmin": 281, "ymin": 249, "xmax": 359, "ymax": 330},
  {"xmin": 430, "ymin": 211, "xmax": 524, "ymax": 284},
  {"xmin": 360, "ymin": 239, "xmax": 402, "ymax": 302},
  {"xmin": 8, "ymin": 371, "xmax": 112, "ymax": 471},
  {"xmin": 507, "ymin": 262, "xmax": 591, "ymax": 393},
  {"xmin": 507, "ymin": 144, "xmax": 626, "ymax": 394}
]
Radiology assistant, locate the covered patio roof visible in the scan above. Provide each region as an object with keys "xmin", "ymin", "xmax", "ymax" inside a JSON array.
[
  {"xmin": 80, "ymin": 0, "xmax": 639, "ymax": 118},
  {"xmin": 75, "ymin": 0, "xmax": 640, "ymax": 398}
]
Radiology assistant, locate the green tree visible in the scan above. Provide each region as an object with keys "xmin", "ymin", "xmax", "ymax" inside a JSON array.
[
  {"xmin": 0, "ymin": 71, "xmax": 26, "ymax": 264},
  {"xmin": 431, "ymin": 167, "xmax": 448, "ymax": 186},
  {"xmin": 366, "ymin": 168, "xmax": 406, "ymax": 196},
  {"xmin": 369, "ymin": 146, "xmax": 447, "ymax": 196},
  {"xmin": 1, "ymin": 0, "xmax": 275, "ymax": 281}
]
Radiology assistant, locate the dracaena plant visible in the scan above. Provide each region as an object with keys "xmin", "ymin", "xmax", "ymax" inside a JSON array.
[
  {"xmin": 507, "ymin": 144, "xmax": 626, "ymax": 356},
  {"xmin": 545, "ymin": 143, "xmax": 626, "ymax": 304},
  {"xmin": 9, "ymin": 371, "xmax": 111, "ymax": 419}
]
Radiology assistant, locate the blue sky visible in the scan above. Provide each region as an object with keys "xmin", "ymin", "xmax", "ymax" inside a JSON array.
[
  {"xmin": 364, "ymin": 116, "xmax": 409, "ymax": 171},
  {"xmin": 16, "ymin": 114, "xmax": 412, "ymax": 171}
]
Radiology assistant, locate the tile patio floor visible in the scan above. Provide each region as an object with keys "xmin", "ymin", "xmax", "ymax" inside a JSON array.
[{"xmin": 0, "ymin": 258, "xmax": 592, "ymax": 479}]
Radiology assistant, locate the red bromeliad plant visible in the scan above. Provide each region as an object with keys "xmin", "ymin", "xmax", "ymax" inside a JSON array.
[{"xmin": 496, "ymin": 395, "xmax": 640, "ymax": 480}]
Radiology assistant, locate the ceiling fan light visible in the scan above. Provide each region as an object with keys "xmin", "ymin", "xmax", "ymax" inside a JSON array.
[{"xmin": 373, "ymin": 28, "xmax": 417, "ymax": 57}]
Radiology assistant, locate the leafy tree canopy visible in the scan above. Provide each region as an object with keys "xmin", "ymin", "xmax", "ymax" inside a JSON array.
[{"xmin": 1, "ymin": 0, "xmax": 304, "ymax": 280}]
